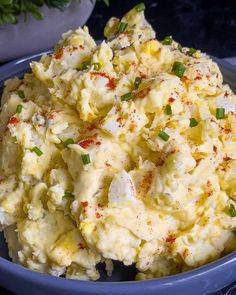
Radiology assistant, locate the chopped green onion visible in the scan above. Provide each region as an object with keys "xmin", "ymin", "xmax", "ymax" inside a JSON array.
[
  {"xmin": 189, "ymin": 118, "xmax": 198, "ymax": 128},
  {"xmin": 82, "ymin": 61, "xmax": 91, "ymax": 70},
  {"xmin": 77, "ymin": 61, "xmax": 91, "ymax": 71},
  {"xmin": 81, "ymin": 154, "xmax": 91, "ymax": 165},
  {"xmin": 158, "ymin": 131, "xmax": 170, "ymax": 142},
  {"xmin": 103, "ymin": 0, "xmax": 109, "ymax": 6},
  {"xmin": 172, "ymin": 61, "xmax": 186, "ymax": 78},
  {"xmin": 17, "ymin": 90, "xmax": 25, "ymax": 99},
  {"xmin": 162, "ymin": 36, "xmax": 173, "ymax": 45},
  {"xmin": 134, "ymin": 77, "xmax": 142, "ymax": 89},
  {"xmin": 188, "ymin": 48, "xmax": 197, "ymax": 56},
  {"xmin": 63, "ymin": 191, "xmax": 75, "ymax": 199},
  {"xmin": 93, "ymin": 62, "xmax": 101, "ymax": 71},
  {"xmin": 64, "ymin": 138, "xmax": 75, "ymax": 148},
  {"xmin": 118, "ymin": 22, "xmax": 128, "ymax": 33},
  {"xmin": 121, "ymin": 92, "xmax": 132, "ymax": 101},
  {"xmin": 165, "ymin": 104, "xmax": 172, "ymax": 115},
  {"xmin": 31, "ymin": 146, "xmax": 43, "ymax": 157},
  {"xmin": 135, "ymin": 2, "xmax": 145, "ymax": 12},
  {"xmin": 16, "ymin": 104, "xmax": 23, "ymax": 114},
  {"xmin": 228, "ymin": 204, "xmax": 236, "ymax": 217},
  {"xmin": 177, "ymin": 44, "xmax": 183, "ymax": 52},
  {"xmin": 216, "ymin": 108, "xmax": 225, "ymax": 120}
]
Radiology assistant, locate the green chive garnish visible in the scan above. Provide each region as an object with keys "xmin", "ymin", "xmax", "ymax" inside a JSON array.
[
  {"xmin": 189, "ymin": 118, "xmax": 198, "ymax": 128},
  {"xmin": 135, "ymin": 2, "xmax": 145, "ymax": 12},
  {"xmin": 158, "ymin": 131, "xmax": 170, "ymax": 142},
  {"xmin": 162, "ymin": 36, "xmax": 173, "ymax": 45},
  {"xmin": 178, "ymin": 44, "xmax": 183, "ymax": 52},
  {"xmin": 16, "ymin": 104, "xmax": 23, "ymax": 114},
  {"xmin": 121, "ymin": 92, "xmax": 132, "ymax": 101},
  {"xmin": 64, "ymin": 138, "xmax": 75, "ymax": 148},
  {"xmin": 134, "ymin": 77, "xmax": 142, "ymax": 89},
  {"xmin": 93, "ymin": 62, "xmax": 101, "ymax": 71},
  {"xmin": 188, "ymin": 48, "xmax": 197, "ymax": 56},
  {"xmin": 172, "ymin": 61, "xmax": 186, "ymax": 78},
  {"xmin": 63, "ymin": 191, "xmax": 75, "ymax": 199},
  {"xmin": 31, "ymin": 146, "xmax": 43, "ymax": 157},
  {"xmin": 81, "ymin": 154, "xmax": 91, "ymax": 165},
  {"xmin": 17, "ymin": 90, "xmax": 25, "ymax": 99},
  {"xmin": 216, "ymin": 108, "xmax": 225, "ymax": 120},
  {"xmin": 228, "ymin": 204, "xmax": 236, "ymax": 217},
  {"xmin": 82, "ymin": 61, "xmax": 91, "ymax": 70},
  {"xmin": 165, "ymin": 104, "xmax": 172, "ymax": 115},
  {"xmin": 118, "ymin": 22, "xmax": 128, "ymax": 33}
]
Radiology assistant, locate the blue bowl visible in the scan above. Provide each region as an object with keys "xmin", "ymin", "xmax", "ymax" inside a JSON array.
[{"xmin": 0, "ymin": 54, "xmax": 236, "ymax": 295}]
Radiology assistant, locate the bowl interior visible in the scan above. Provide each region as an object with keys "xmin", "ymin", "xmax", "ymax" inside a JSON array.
[
  {"xmin": 0, "ymin": 54, "xmax": 235, "ymax": 283},
  {"xmin": 0, "ymin": 229, "xmax": 138, "ymax": 282}
]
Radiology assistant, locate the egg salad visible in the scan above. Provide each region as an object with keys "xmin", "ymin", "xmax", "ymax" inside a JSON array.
[{"xmin": 0, "ymin": 3, "xmax": 236, "ymax": 281}]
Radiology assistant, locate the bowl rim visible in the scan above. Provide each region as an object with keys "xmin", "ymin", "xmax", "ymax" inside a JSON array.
[
  {"xmin": 0, "ymin": 251, "xmax": 236, "ymax": 288},
  {"xmin": 0, "ymin": 53, "xmax": 236, "ymax": 290}
]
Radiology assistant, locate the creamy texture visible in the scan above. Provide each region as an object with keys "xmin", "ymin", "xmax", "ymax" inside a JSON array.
[{"xmin": 0, "ymin": 6, "xmax": 236, "ymax": 281}]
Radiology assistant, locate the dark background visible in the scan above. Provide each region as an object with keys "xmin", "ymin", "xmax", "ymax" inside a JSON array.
[
  {"xmin": 88, "ymin": 0, "xmax": 236, "ymax": 58},
  {"xmin": 0, "ymin": 0, "xmax": 236, "ymax": 294}
]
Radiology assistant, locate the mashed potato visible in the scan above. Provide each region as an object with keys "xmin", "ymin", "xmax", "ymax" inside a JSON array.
[{"xmin": 0, "ymin": 4, "xmax": 236, "ymax": 281}]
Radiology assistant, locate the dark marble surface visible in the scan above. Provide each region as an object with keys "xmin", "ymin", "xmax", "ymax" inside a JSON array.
[
  {"xmin": 0, "ymin": 0, "xmax": 236, "ymax": 294},
  {"xmin": 87, "ymin": 0, "xmax": 236, "ymax": 58}
]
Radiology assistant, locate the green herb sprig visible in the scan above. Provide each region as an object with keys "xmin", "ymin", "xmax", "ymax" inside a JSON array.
[{"xmin": 0, "ymin": 0, "xmax": 109, "ymax": 25}]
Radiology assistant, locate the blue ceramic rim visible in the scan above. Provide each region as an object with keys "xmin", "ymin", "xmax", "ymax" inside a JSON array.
[
  {"xmin": 0, "ymin": 252, "xmax": 236, "ymax": 289},
  {"xmin": 0, "ymin": 53, "xmax": 236, "ymax": 290}
]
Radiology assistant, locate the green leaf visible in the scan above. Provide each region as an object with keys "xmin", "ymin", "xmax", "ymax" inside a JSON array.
[
  {"xmin": 172, "ymin": 61, "xmax": 186, "ymax": 78},
  {"xmin": 216, "ymin": 108, "xmax": 225, "ymax": 120},
  {"xmin": 189, "ymin": 118, "xmax": 198, "ymax": 128},
  {"xmin": 165, "ymin": 104, "xmax": 172, "ymax": 115},
  {"xmin": 93, "ymin": 62, "xmax": 101, "ymax": 71},
  {"xmin": 31, "ymin": 146, "xmax": 43, "ymax": 157},
  {"xmin": 102, "ymin": 0, "xmax": 109, "ymax": 6},
  {"xmin": 228, "ymin": 204, "xmax": 236, "ymax": 217},
  {"xmin": 158, "ymin": 130, "xmax": 170, "ymax": 142},
  {"xmin": 0, "ymin": 0, "xmax": 110, "ymax": 26},
  {"xmin": 121, "ymin": 92, "xmax": 132, "ymax": 101},
  {"xmin": 64, "ymin": 138, "xmax": 75, "ymax": 148},
  {"xmin": 177, "ymin": 44, "xmax": 182, "ymax": 52},
  {"xmin": 81, "ymin": 154, "xmax": 91, "ymax": 165},
  {"xmin": 0, "ymin": 7, "xmax": 15, "ymax": 14},
  {"xmin": 118, "ymin": 22, "xmax": 128, "ymax": 33},
  {"xmin": 135, "ymin": 3, "xmax": 145, "ymax": 12},
  {"xmin": 162, "ymin": 36, "xmax": 173, "ymax": 45},
  {"xmin": 17, "ymin": 90, "xmax": 25, "ymax": 99},
  {"xmin": 188, "ymin": 47, "xmax": 197, "ymax": 56},
  {"xmin": 0, "ymin": 0, "xmax": 13, "ymax": 5},
  {"xmin": 30, "ymin": 8, "xmax": 43, "ymax": 20},
  {"xmin": 134, "ymin": 77, "xmax": 142, "ymax": 89},
  {"xmin": 63, "ymin": 191, "xmax": 75, "ymax": 199},
  {"xmin": 31, "ymin": 0, "xmax": 44, "ymax": 7},
  {"xmin": 97, "ymin": 0, "xmax": 110, "ymax": 6},
  {"xmin": 16, "ymin": 104, "xmax": 23, "ymax": 113},
  {"xmin": 44, "ymin": 0, "xmax": 71, "ymax": 10},
  {"xmin": 1, "ymin": 13, "xmax": 16, "ymax": 24}
]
